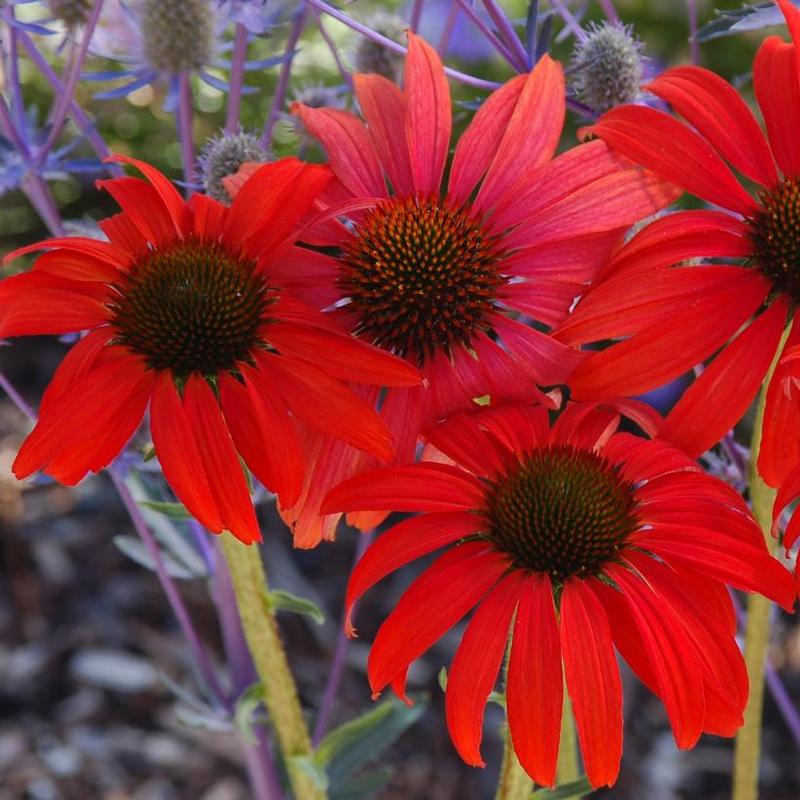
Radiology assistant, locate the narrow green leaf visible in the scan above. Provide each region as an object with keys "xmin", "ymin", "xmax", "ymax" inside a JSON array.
[
  {"xmin": 531, "ymin": 776, "xmax": 592, "ymax": 799},
  {"xmin": 330, "ymin": 766, "xmax": 394, "ymax": 800},
  {"xmin": 139, "ymin": 500, "xmax": 191, "ymax": 519},
  {"xmin": 267, "ymin": 589, "xmax": 325, "ymax": 625},
  {"xmin": 290, "ymin": 755, "xmax": 330, "ymax": 791},
  {"xmin": 113, "ymin": 535, "xmax": 197, "ymax": 580},
  {"xmin": 234, "ymin": 682, "xmax": 266, "ymax": 746},
  {"xmin": 315, "ymin": 696, "xmax": 426, "ymax": 786}
]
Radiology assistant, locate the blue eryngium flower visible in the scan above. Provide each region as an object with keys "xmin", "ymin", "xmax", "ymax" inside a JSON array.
[
  {"xmin": 217, "ymin": 0, "xmax": 288, "ymax": 34},
  {"xmin": 1, "ymin": 0, "xmax": 59, "ymax": 35},
  {"xmin": 84, "ymin": 0, "xmax": 290, "ymax": 109}
]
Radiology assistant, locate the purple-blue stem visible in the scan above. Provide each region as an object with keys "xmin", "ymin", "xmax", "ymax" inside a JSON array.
[
  {"xmin": 244, "ymin": 729, "xmax": 285, "ymax": 800},
  {"xmin": 177, "ymin": 72, "xmax": 196, "ymax": 191},
  {"xmin": 732, "ymin": 594, "xmax": 800, "ymax": 751},
  {"xmin": 8, "ymin": 24, "xmax": 26, "ymax": 132},
  {"xmin": 226, "ymin": 23, "xmax": 249, "ymax": 133},
  {"xmin": 315, "ymin": 11, "xmax": 353, "ymax": 88},
  {"xmin": 0, "ymin": 93, "xmax": 29, "ymax": 155},
  {"xmin": 550, "ymin": 0, "xmax": 588, "ymax": 43},
  {"xmin": 0, "ymin": 371, "xmax": 36, "ymax": 423},
  {"xmin": 22, "ymin": 173, "xmax": 66, "ymax": 235},
  {"xmin": 687, "ymin": 0, "xmax": 700, "ymax": 65},
  {"xmin": 312, "ymin": 529, "xmax": 375, "ymax": 746},
  {"xmin": 454, "ymin": 0, "xmax": 520, "ymax": 69},
  {"xmin": 109, "ymin": 467, "xmax": 228, "ymax": 707},
  {"xmin": 305, "ymin": 0, "xmax": 502, "ymax": 91},
  {"xmin": 722, "ymin": 431, "xmax": 747, "ymax": 483},
  {"xmin": 409, "ymin": 0, "xmax": 425, "ymax": 33},
  {"xmin": 437, "ymin": 3, "xmax": 460, "ymax": 56},
  {"xmin": 262, "ymin": 5, "xmax": 308, "ymax": 144},
  {"xmin": 35, "ymin": 0, "xmax": 103, "ymax": 167},
  {"xmin": 16, "ymin": 28, "xmax": 120, "ymax": 172},
  {"xmin": 481, "ymin": 0, "xmax": 531, "ymax": 70},
  {"xmin": 598, "ymin": 0, "xmax": 621, "ymax": 24}
]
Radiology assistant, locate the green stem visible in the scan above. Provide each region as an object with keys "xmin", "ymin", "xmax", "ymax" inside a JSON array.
[
  {"xmin": 220, "ymin": 533, "xmax": 328, "ymax": 800},
  {"xmin": 557, "ymin": 689, "xmax": 580, "ymax": 787},
  {"xmin": 494, "ymin": 722, "xmax": 534, "ymax": 800},
  {"xmin": 732, "ymin": 333, "xmax": 788, "ymax": 800}
]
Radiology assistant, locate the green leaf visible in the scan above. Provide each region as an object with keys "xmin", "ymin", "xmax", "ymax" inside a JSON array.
[
  {"xmin": 113, "ymin": 535, "xmax": 199, "ymax": 580},
  {"xmin": 267, "ymin": 589, "xmax": 325, "ymax": 626},
  {"xmin": 531, "ymin": 776, "xmax": 592, "ymax": 799},
  {"xmin": 315, "ymin": 696, "xmax": 426, "ymax": 787},
  {"xmin": 330, "ymin": 766, "xmax": 394, "ymax": 800},
  {"xmin": 438, "ymin": 666, "xmax": 448, "ymax": 692},
  {"xmin": 290, "ymin": 756, "xmax": 329, "ymax": 791},
  {"xmin": 138, "ymin": 500, "xmax": 191, "ymax": 519},
  {"xmin": 234, "ymin": 682, "xmax": 266, "ymax": 746}
]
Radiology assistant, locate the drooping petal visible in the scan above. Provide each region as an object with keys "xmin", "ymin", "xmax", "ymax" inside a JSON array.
[
  {"xmin": 774, "ymin": 463, "xmax": 800, "ymax": 551},
  {"xmin": 354, "ymin": 73, "xmax": 414, "ymax": 197},
  {"xmin": 367, "ymin": 542, "xmax": 509, "ymax": 697},
  {"xmin": 0, "ymin": 271, "xmax": 110, "ymax": 338},
  {"xmin": 404, "ymin": 33, "xmax": 451, "ymax": 195},
  {"xmin": 344, "ymin": 511, "xmax": 487, "ymax": 635},
  {"xmin": 581, "ymin": 105, "xmax": 758, "ymax": 217},
  {"xmin": 323, "ymin": 462, "xmax": 486, "ymax": 514},
  {"xmin": 218, "ymin": 368, "xmax": 304, "ymax": 508},
  {"xmin": 506, "ymin": 573, "xmax": 563, "ymax": 788},
  {"xmin": 753, "ymin": 37, "xmax": 800, "ymax": 179},
  {"xmin": 659, "ymin": 298, "xmax": 788, "ymax": 457},
  {"xmin": 4, "ymin": 236, "xmax": 131, "ymax": 271},
  {"xmin": 33, "ymin": 249, "xmax": 124, "ymax": 283},
  {"xmin": 560, "ymin": 578, "xmax": 623, "ymax": 789},
  {"xmin": 97, "ymin": 176, "xmax": 181, "ymax": 245},
  {"xmin": 446, "ymin": 571, "xmax": 525, "ymax": 767},
  {"xmin": 645, "ymin": 66, "xmax": 777, "ymax": 188}
]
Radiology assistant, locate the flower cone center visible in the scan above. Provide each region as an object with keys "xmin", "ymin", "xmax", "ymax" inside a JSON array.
[
  {"xmin": 484, "ymin": 444, "xmax": 639, "ymax": 581},
  {"xmin": 751, "ymin": 177, "xmax": 800, "ymax": 301},
  {"xmin": 110, "ymin": 236, "xmax": 268, "ymax": 376},
  {"xmin": 341, "ymin": 196, "xmax": 504, "ymax": 364}
]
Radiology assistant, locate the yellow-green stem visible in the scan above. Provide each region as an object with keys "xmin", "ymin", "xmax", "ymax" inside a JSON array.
[
  {"xmin": 221, "ymin": 533, "xmax": 328, "ymax": 800},
  {"xmin": 557, "ymin": 689, "xmax": 580, "ymax": 787},
  {"xmin": 494, "ymin": 722, "xmax": 534, "ymax": 800},
  {"xmin": 732, "ymin": 333, "xmax": 787, "ymax": 800}
]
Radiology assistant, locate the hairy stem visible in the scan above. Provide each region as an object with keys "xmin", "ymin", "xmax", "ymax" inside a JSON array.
[
  {"xmin": 220, "ymin": 533, "xmax": 327, "ymax": 800},
  {"xmin": 494, "ymin": 723, "xmax": 533, "ymax": 800}
]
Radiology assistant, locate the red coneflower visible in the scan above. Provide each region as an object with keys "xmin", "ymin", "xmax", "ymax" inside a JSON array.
[
  {"xmin": 323, "ymin": 402, "xmax": 795, "ymax": 789},
  {"xmin": 0, "ymin": 156, "xmax": 419, "ymax": 544},
  {"xmin": 270, "ymin": 33, "xmax": 677, "ymax": 545},
  {"xmin": 555, "ymin": 0, "xmax": 800, "ymax": 543}
]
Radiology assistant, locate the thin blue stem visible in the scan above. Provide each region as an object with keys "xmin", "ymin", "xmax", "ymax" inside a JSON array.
[
  {"xmin": 226, "ymin": 23, "xmax": 249, "ymax": 133},
  {"xmin": 687, "ymin": 0, "xmax": 700, "ymax": 65},
  {"xmin": 35, "ymin": 0, "xmax": 103, "ymax": 168},
  {"xmin": 315, "ymin": 10, "xmax": 352, "ymax": 87},
  {"xmin": 8, "ymin": 25, "xmax": 26, "ymax": 132},
  {"xmin": 177, "ymin": 72, "xmax": 196, "ymax": 191},
  {"xmin": 262, "ymin": 5, "xmax": 308, "ymax": 144},
  {"xmin": 551, "ymin": 0, "xmax": 588, "ymax": 43},
  {"xmin": 0, "ymin": 371, "xmax": 37, "ymax": 423},
  {"xmin": 0, "ymin": 93, "xmax": 29, "ymax": 155},
  {"xmin": 481, "ymin": 0, "xmax": 530, "ymax": 70},
  {"xmin": 409, "ymin": 0, "xmax": 425, "ymax": 33},
  {"xmin": 22, "ymin": 173, "xmax": 66, "ymax": 235},
  {"xmin": 455, "ymin": 0, "xmax": 519, "ymax": 68},
  {"xmin": 306, "ymin": 0, "xmax": 501, "ymax": 90},
  {"xmin": 437, "ymin": 3, "xmax": 460, "ymax": 56},
  {"xmin": 598, "ymin": 0, "xmax": 620, "ymax": 24},
  {"xmin": 312, "ymin": 530, "xmax": 375, "ymax": 745}
]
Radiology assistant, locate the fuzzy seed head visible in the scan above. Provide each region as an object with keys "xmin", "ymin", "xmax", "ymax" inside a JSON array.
[
  {"xmin": 199, "ymin": 131, "xmax": 271, "ymax": 203},
  {"xmin": 571, "ymin": 22, "xmax": 644, "ymax": 113},
  {"xmin": 48, "ymin": 0, "xmax": 93, "ymax": 26},
  {"xmin": 354, "ymin": 12, "xmax": 406, "ymax": 83},
  {"xmin": 484, "ymin": 444, "xmax": 640, "ymax": 581},
  {"xmin": 140, "ymin": 0, "xmax": 215, "ymax": 74},
  {"xmin": 341, "ymin": 196, "xmax": 504, "ymax": 364},
  {"xmin": 751, "ymin": 177, "xmax": 800, "ymax": 302}
]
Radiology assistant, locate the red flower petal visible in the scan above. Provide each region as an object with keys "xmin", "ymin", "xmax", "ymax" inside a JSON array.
[
  {"xmin": 33, "ymin": 249, "xmax": 124, "ymax": 283},
  {"xmin": 354, "ymin": 73, "xmax": 414, "ymax": 197},
  {"xmin": 646, "ymin": 66, "xmax": 777, "ymax": 188},
  {"xmin": 581, "ymin": 105, "xmax": 758, "ymax": 217},
  {"xmin": 660, "ymin": 298, "xmax": 789, "ymax": 457},
  {"xmin": 291, "ymin": 105, "xmax": 385, "ymax": 198},
  {"xmin": 473, "ymin": 55, "xmax": 565, "ymax": 216},
  {"xmin": 446, "ymin": 571, "xmax": 525, "ymax": 767},
  {"xmin": 97, "ymin": 176, "xmax": 182, "ymax": 244},
  {"xmin": 4, "ymin": 236, "xmax": 131, "ymax": 270},
  {"xmin": 404, "ymin": 33, "xmax": 452, "ymax": 195},
  {"xmin": 560, "ymin": 578, "xmax": 622, "ymax": 789},
  {"xmin": 323, "ymin": 462, "xmax": 486, "ymax": 514},
  {"xmin": 754, "ymin": 37, "xmax": 800, "ymax": 179},
  {"xmin": 367, "ymin": 542, "xmax": 509, "ymax": 696},
  {"xmin": 506, "ymin": 573, "xmax": 563, "ymax": 788},
  {"xmin": 0, "ymin": 271, "xmax": 110, "ymax": 338},
  {"xmin": 346, "ymin": 510, "xmax": 485, "ymax": 636},
  {"xmin": 218, "ymin": 368, "xmax": 304, "ymax": 509}
]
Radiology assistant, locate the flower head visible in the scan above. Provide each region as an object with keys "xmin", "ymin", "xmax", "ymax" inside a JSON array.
[
  {"xmin": 276, "ymin": 33, "xmax": 677, "ymax": 545},
  {"xmin": 353, "ymin": 11, "xmax": 406, "ymax": 83},
  {"xmin": 0, "ymin": 156, "xmax": 419, "ymax": 543},
  {"xmin": 558, "ymin": 0, "xmax": 800, "ymax": 572},
  {"xmin": 198, "ymin": 129, "xmax": 271, "ymax": 203},
  {"xmin": 324, "ymin": 401, "xmax": 795, "ymax": 788},
  {"xmin": 570, "ymin": 22, "xmax": 644, "ymax": 113}
]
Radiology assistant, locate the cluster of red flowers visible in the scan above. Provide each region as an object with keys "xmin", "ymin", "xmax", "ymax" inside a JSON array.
[{"xmin": 2, "ymin": 0, "xmax": 800, "ymax": 790}]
